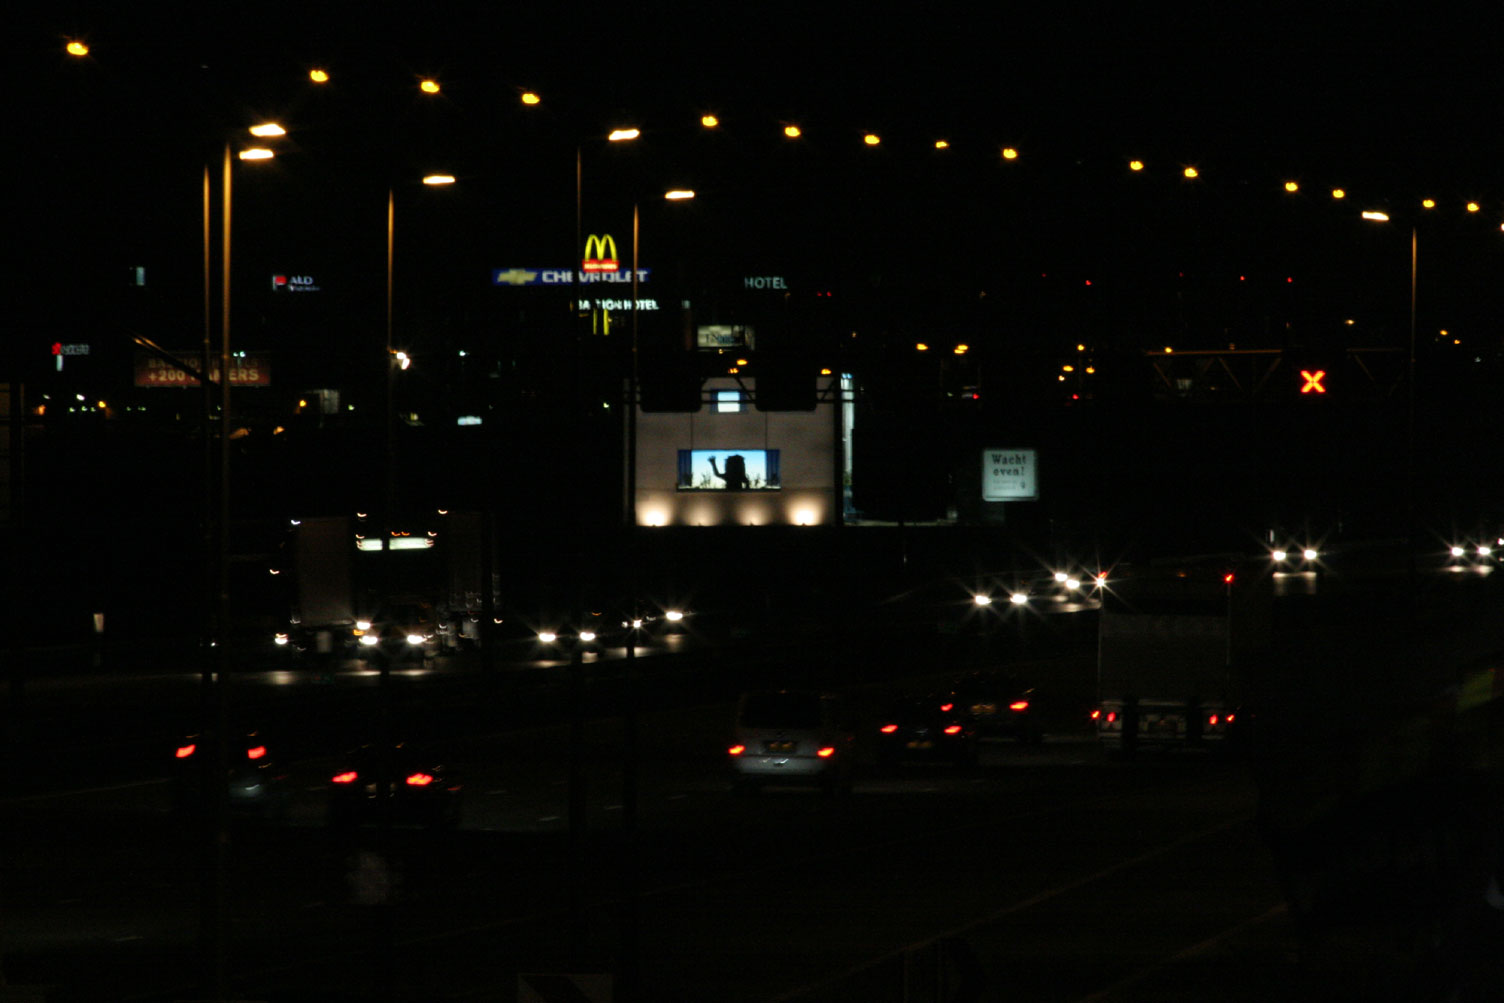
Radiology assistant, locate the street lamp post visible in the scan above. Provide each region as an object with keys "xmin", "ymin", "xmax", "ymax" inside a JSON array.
[{"xmin": 1362, "ymin": 210, "xmax": 1420, "ymax": 616}]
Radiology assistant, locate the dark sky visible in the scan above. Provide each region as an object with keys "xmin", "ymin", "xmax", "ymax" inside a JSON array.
[{"xmin": 13, "ymin": 2, "xmax": 1501, "ymax": 376}]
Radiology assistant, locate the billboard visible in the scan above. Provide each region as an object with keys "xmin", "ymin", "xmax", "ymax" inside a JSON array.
[
  {"xmin": 981, "ymin": 448, "xmax": 1038, "ymax": 501},
  {"xmin": 134, "ymin": 353, "xmax": 271, "ymax": 388},
  {"xmin": 696, "ymin": 325, "xmax": 756, "ymax": 350},
  {"xmin": 677, "ymin": 449, "xmax": 780, "ymax": 491}
]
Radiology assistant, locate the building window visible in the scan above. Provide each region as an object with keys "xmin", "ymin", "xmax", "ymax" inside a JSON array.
[{"xmin": 714, "ymin": 389, "xmax": 745, "ymax": 413}]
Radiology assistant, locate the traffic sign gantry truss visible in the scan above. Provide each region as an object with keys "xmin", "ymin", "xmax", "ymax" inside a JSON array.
[{"xmin": 1146, "ymin": 347, "xmax": 1406, "ymax": 401}]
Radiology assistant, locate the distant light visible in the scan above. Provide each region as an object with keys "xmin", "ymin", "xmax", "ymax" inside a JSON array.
[
  {"xmin": 422, "ymin": 174, "xmax": 456, "ymax": 185},
  {"xmin": 1183, "ymin": 166, "xmax": 1199, "ymax": 179},
  {"xmin": 1009, "ymin": 592, "xmax": 1028, "ymax": 605},
  {"xmin": 238, "ymin": 148, "xmax": 275, "ymax": 161},
  {"xmin": 1163, "ymin": 346, "xmax": 1174, "ymax": 353},
  {"xmin": 1054, "ymin": 571, "xmax": 1068, "ymax": 583},
  {"xmin": 1128, "ymin": 159, "xmax": 1144, "ymax": 172},
  {"xmin": 1001, "ymin": 147, "xmax": 1019, "ymax": 160},
  {"xmin": 1465, "ymin": 201, "xmax": 1481, "ymax": 213},
  {"xmin": 1421, "ymin": 198, "xmax": 1436, "ymax": 209},
  {"xmin": 537, "ymin": 631, "xmax": 557, "ymax": 643},
  {"xmin": 664, "ymin": 609, "xmax": 684, "ymax": 622},
  {"xmin": 578, "ymin": 630, "xmax": 596, "ymax": 642},
  {"xmin": 1272, "ymin": 549, "xmax": 1288, "ymax": 561},
  {"xmin": 915, "ymin": 342, "xmax": 929, "ymax": 352},
  {"xmin": 1284, "ymin": 181, "xmax": 1299, "ymax": 192},
  {"xmin": 309, "ymin": 68, "xmax": 330, "ymax": 83},
  {"xmin": 1331, "ymin": 188, "xmax": 1346, "ymax": 199},
  {"xmin": 1361, "ymin": 210, "xmax": 1389, "ymax": 221},
  {"xmin": 953, "ymin": 344, "xmax": 968, "ymax": 354},
  {"xmin": 783, "ymin": 124, "xmax": 801, "ymax": 138},
  {"xmin": 419, "ymin": 78, "xmax": 440, "ymax": 94},
  {"xmin": 863, "ymin": 133, "xmax": 881, "ymax": 146},
  {"xmin": 973, "ymin": 594, "xmax": 993, "ymax": 606},
  {"xmin": 249, "ymin": 122, "xmax": 286, "ymax": 137},
  {"xmin": 1302, "ymin": 548, "xmax": 1318, "ymax": 561},
  {"xmin": 1451, "ymin": 545, "xmax": 1467, "ymax": 558},
  {"xmin": 608, "ymin": 128, "xmax": 640, "ymax": 142},
  {"xmin": 66, "ymin": 40, "xmax": 89, "ymax": 57},
  {"xmin": 700, "ymin": 113, "xmax": 719, "ymax": 128},
  {"xmin": 664, "ymin": 189, "xmax": 695, "ymax": 200},
  {"xmin": 520, "ymin": 91, "xmax": 540, "ymax": 105},
  {"xmin": 935, "ymin": 139, "xmax": 950, "ymax": 149}
]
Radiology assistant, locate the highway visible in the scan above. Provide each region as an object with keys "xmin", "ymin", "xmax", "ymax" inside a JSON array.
[{"xmin": 1, "ymin": 546, "xmax": 1500, "ymax": 1002}]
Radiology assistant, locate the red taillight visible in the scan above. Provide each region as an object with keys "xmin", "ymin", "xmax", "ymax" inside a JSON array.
[
  {"xmin": 1009, "ymin": 701, "xmax": 1029, "ymax": 712},
  {"xmin": 1207, "ymin": 714, "xmax": 1219, "ymax": 727},
  {"xmin": 880, "ymin": 723, "xmax": 899, "ymax": 733},
  {"xmin": 1226, "ymin": 713, "xmax": 1236, "ymax": 723},
  {"xmin": 246, "ymin": 745, "xmax": 267, "ymax": 760},
  {"xmin": 728, "ymin": 744, "xmax": 745, "ymax": 756},
  {"xmin": 943, "ymin": 724, "xmax": 963, "ymax": 735},
  {"xmin": 332, "ymin": 771, "xmax": 358, "ymax": 784},
  {"xmin": 1089, "ymin": 709, "xmax": 1101, "ymax": 721},
  {"xmin": 1106, "ymin": 711, "xmax": 1117, "ymax": 723},
  {"xmin": 816, "ymin": 746, "xmax": 836, "ymax": 758},
  {"xmin": 939, "ymin": 702, "xmax": 954, "ymax": 713},
  {"xmin": 175, "ymin": 744, "xmax": 197, "ymax": 759},
  {"xmin": 405, "ymin": 772, "xmax": 434, "ymax": 787}
]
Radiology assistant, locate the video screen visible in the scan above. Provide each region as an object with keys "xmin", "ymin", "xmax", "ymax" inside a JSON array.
[{"xmin": 677, "ymin": 449, "xmax": 780, "ymax": 491}]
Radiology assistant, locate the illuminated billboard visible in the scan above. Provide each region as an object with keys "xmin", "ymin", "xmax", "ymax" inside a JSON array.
[{"xmin": 677, "ymin": 449, "xmax": 780, "ymax": 491}]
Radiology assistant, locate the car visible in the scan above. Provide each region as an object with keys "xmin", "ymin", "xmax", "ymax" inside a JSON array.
[
  {"xmin": 727, "ymin": 689, "xmax": 856, "ymax": 795},
  {"xmin": 875, "ymin": 695, "xmax": 980, "ymax": 768},
  {"xmin": 326, "ymin": 742, "xmax": 464, "ymax": 829},
  {"xmin": 356, "ymin": 598, "xmax": 442, "ymax": 662},
  {"xmin": 945, "ymin": 670, "xmax": 1045, "ymax": 743},
  {"xmin": 171, "ymin": 726, "xmax": 292, "ymax": 822}
]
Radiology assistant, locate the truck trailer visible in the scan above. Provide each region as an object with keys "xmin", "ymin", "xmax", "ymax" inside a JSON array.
[{"xmin": 1095, "ymin": 559, "xmax": 1270, "ymax": 752}]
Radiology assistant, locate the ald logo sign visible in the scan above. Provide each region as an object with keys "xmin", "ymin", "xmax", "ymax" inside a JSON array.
[{"xmin": 271, "ymin": 274, "xmax": 320, "ymax": 292}]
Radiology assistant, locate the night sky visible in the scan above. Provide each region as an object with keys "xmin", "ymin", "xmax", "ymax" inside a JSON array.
[{"xmin": 11, "ymin": 4, "xmax": 1502, "ymax": 542}]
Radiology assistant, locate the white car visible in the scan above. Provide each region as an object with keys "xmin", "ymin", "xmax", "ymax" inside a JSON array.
[{"xmin": 728, "ymin": 690, "xmax": 856, "ymax": 795}]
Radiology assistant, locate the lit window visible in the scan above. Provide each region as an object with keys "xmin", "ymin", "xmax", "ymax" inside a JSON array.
[{"xmin": 715, "ymin": 390, "xmax": 745, "ymax": 413}]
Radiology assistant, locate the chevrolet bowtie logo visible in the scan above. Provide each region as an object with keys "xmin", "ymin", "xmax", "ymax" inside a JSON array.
[{"xmin": 494, "ymin": 268, "xmax": 540, "ymax": 286}]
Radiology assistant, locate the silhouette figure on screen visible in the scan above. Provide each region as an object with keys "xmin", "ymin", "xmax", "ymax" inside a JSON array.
[{"xmin": 708, "ymin": 454, "xmax": 750, "ymax": 490}]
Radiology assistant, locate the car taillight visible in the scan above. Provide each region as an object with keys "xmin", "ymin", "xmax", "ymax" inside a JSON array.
[
  {"xmin": 1106, "ymin": 711, "xmax": 1117, "ymax": 723},
  {"xmin": 332, "ymin": 771, "xmax": 359, "ymax": 784},
  {"xmin": 1009, "ymin": 701, "xmax": 1029, "ymax": 712},
  {"xmin": 728, "ymin": 744, "xmax": 745, "ymax": 756},
  {"xmin": 1207, "ymin": 714, "xmax": 1220, "ymax": 727},
  {"xmin": 880, "ymin": 724, "xmax": 899, "ymax": 733},
  {"xmin": 175, "ymin": 744, "xmax": 196, "ymax": 759},
  {"xmin": 939, "ymin": 703, "xmax": 954, "ymax": 713},
  {"xmin": 816, "ymin": 746, "xmax": 836, "ymax": 758},
  {"xmin": 405, "ymin": 772, "xmax": 434, "ymax": 786},
  {"xmin": 246, "ymin": 745, "xmax": 267, "ymax": 760},
  {"xmin": 1090, "ymin": 709, "xmax": 1101, "ymax": 721},
  {"xmin": 943, "ymin": 724, "xmax": 963, "ymax": 735}
]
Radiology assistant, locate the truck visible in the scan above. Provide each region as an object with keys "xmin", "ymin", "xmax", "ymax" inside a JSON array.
[
  {"xmin": 278, "ymin": 510, "xmax": 489, "ymax": 662},
  {"xmin": 1094, "ymin": 559, "xmax": 1270, "ymax": 752}
]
